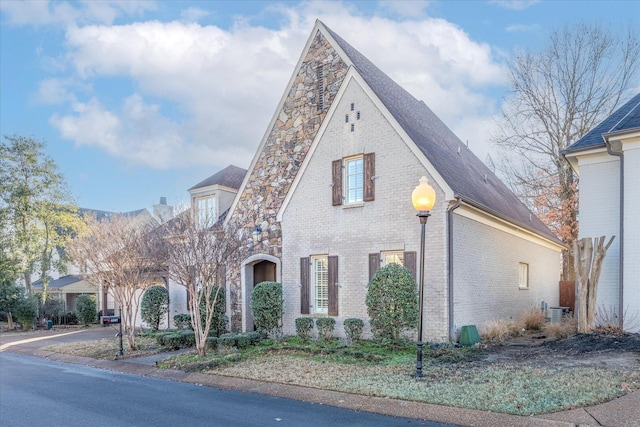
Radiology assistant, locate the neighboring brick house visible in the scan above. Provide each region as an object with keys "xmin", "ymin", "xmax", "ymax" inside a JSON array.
[
  {"xmin": 563, "ymin": 93, "xmax": 640, "ymax": 332},
  {"xmin": 222, "ymin": 20, "xmax": 563, "ymax": 341}
]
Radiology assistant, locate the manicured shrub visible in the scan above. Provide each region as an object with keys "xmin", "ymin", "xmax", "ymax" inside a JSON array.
[
  {"xmin": 251, "ymin": 281, "xmax": 283, "ymax": 338},
  {"xmin": 40, "ymin": 294, "xmax": 64, "ymax": 321},
  {"xmin": 295, "ymin": 317, "xmax": 314, "ymax": 342},
  {"xmin": 365, "ymin": 263, "xmax": 418, "ymax": 341},
  {"xmin": 174, "ymin": 313, "xmax": 191, "ymax": 330},
  {"xmin": 218, "ymin": 331, "xmax": 262, "ymax": 349},
  {"xmin": 141, "ymin": 285, "xmax": 169, "ymax": 331},
  {"xmin": 199, "ymin": 286, "xmax": 226, "ymax": 337},
  {"xmin": 15, "ymin": 294, "xmax": 39, "ymax": 331},
  {"xmin": 316, "ymin": 317, "xmax": 336, "ymax": 341},
  {"xmin": 178, "ymin": 329, "xmax": 196, "ymax": 347},
  {"xmin": 206, "ymin": 336, "xmax": 219, "ymax": 351},
  {"xmin": 343, "ymin": 318, "xmax": 364, "ymax": 343},
  {"xmin": 76, "ymin": 294, "xmax": 97, "ymax": 325}
]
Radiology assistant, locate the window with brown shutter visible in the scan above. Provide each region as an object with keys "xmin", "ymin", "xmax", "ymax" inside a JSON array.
[
  {"xmin": 328, "ymin": 255, "xmax": 339, "ymax": 316},
  {"xmin": 332, "ymin": 159, "xmax": 343, "ymax": 206},
  {"xmin": 363, "ymin": 153, "xmax": 375, "ymax": 201},
  {"xmin": 369, "ymin": 253, "xmax": 380, "ymax": 283},
  {"xmin": 300, "ymin": 257, "xmax": 310, "ymax": 314},
  {"xmin": 403, "ymin": 251, "xmax": 417, "ymax": 280}
]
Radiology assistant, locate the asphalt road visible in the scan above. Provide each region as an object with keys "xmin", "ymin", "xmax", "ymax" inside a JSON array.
[{"xmin": 0, "ymin": 352, "xmax": 453, "ymax": 427}]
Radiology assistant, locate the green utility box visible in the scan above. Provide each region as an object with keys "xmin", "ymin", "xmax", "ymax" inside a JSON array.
[
  {"xmin": 47, "ymin": 320, "xmax": 53, "ymax": 330},
  {"xmin": 458, "ymin": 325, "xmax": 480, "ymax": 346}
]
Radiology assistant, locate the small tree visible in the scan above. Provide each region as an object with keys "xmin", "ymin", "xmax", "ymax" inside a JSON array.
[
  {"xmin": 251, "ymin": 281, "xmax": 283, "ymax": 338},
  {"xmin": 15, "ymin": 294, "xmax": 39, "ymax": 330},
  {"xmin": 366, "ymin": 264, "xmax": 418, "ymax": 342},
  {"xmin": 141, "ymin": 285, "xmax": 169, "ymax": 331},
  {"xmin": 76, "ymin": 294, "xmax": 97, "ymax": 325},
  {"xmin": 0, "ymin": 282, "xmax": 23, "ymax": 330}
]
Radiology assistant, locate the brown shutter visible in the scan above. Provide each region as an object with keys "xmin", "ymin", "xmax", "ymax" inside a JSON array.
[
  {"xmin": 369, "ymin": 253, "xmax": 380, "ymax": 283},
  {"xmin": 300, "ymin": 257, "xmax": 310, "ymax": 314},
  {"xmin": 404, "ymin": 251, "xmax": 417, "ymax": 280},
  {"xmin": 363, "ymin": 152, "xmax": 375, "ymax": 202},
  {"xmin": 328, "ymin": 255, "xmax": 339, "ymax": 316},
  {"xmin": 332, "ymin": 159, "xmax": 343, "ymax": 206}
]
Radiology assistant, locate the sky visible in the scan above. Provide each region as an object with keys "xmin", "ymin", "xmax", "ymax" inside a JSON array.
[{"xmin": 1, "ymin": 0, "xmax": 638, "ymax": 213}]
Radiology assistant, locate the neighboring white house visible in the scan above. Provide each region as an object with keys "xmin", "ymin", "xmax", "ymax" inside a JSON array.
[
  {"xmin": 564, "ymin": 93, "xmax": 640, "ymax": 332},
  {"xmin": 223, "ymin": 20, "xmax": 564, "ymax": 341}
]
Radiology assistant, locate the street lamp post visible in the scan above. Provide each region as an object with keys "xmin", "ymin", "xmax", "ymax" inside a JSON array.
[{"xmin": 411, "ymin": 176, "xmax": 436, "ymax": 378}]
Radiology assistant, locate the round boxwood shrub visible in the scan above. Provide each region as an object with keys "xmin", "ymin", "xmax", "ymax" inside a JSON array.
[
  {"xmin": 250, "ymin": 281, "xmax": 283, "ymax": 338},
  {"xmin": 295, "ymin": 317, "xmax": 314, "ymax": 342},
  {"xmin": 316, "ymin": 317, "xmax": 336, "ymax": 341},
  {"xmin": 343, "ymin": 318, "xmax": 364, "ymax": 343},
  {"xmin": 365, "ymin": 263, "xmax": 418, "ymax": 341},
  {"xmin": 76, "ymin": 294, "xmax": 97, "ymax": 325},
  {"xmin": 16, "ymin": 294, "xmax": 39, "ymax": 331},
  {"xmin": 141, "ymin": 285, "xmax": 169, "ymax": 331},
  {"xmin": 173, "ymin": 313, "xmax": 191, "ymax": 330}
]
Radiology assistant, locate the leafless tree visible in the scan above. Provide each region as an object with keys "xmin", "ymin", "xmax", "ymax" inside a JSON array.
[
  {"xmin": 493, "ymin": 23, "xmax": 639, "ymax": 279},
  {"xmin": 67, "ymin": 214, "xmax": 164, "ymax": 350},
  {"xmin": 162, "ymin": 211, "xmax": 242, "ymax": 356}
]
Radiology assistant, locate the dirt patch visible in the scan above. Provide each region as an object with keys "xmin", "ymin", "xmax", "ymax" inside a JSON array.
[{"xmin": 482, "ymin": 332, "xmax": 640, "ymax": 370}]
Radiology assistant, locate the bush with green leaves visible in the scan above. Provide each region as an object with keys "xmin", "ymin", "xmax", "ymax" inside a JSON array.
[
  {"xmin": 141, "ymin": 285, "xmax": 169, "ymax": 331},
  {"xmin": 343, "ymin": 318, "xmax": 364, "ymax": 343},
  {"xmin": 40, "ymin": 294, "xmax": 64, "ymax": 321},
  {"xmin": 199, "ymin": 286, "xmax": 226, "ymax": 337},
  {"xmin": 295, "ymin": 317, "xmax": 314, "ymax": 342},
  {"xmin": 75, "ymin": 294, "xmax": 97, "ymax": 325},
  {"xmin": 218, "ymin": 332, "xmax": 262, "ymax": 349},
  {"xmin": 250, "ymin": 281, "xmax": 283, "ymax": 338},
  {"xmin": 15, "ymin": 294, "xmax": 39, "ymax": 330},
  {"xmin": 316, "ymin": 317, "xmax": 336, "ymax": 341},
  {"xmin": 365, "ymin": 263, "xmax": 418, "ymax": 341},
  {"xmin": 174, "ymin": 313, "xmax": 191, "ymax": 330}
]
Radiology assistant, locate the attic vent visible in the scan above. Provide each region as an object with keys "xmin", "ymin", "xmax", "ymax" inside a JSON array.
[
  {"xmin": 316, "ymin": 66, "xmax": 325, "ymax": 112},
  {"xmin": 457, "ymin": 147, "xmax": 460, "ymax": 155},
  {"xmin": 350, "ymin": 103, "xmax": 355, "ymax": 111},
  {"xmin": 357, "ymin": 111, "xmax": 361, "ymax": 120},
  {"xmin": 350, "ymin": 124, "xmax": 355, "ymax": 132},
  {"xmin": 345, "ymin": 114, "xmax": 349, "ymax": 123},
  {"xmin": 483, "ymin": 174, "xmax": 487, "ymax": 183}
]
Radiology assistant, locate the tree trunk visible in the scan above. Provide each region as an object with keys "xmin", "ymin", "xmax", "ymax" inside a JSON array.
[{"xmin": 573, "ymin": 236, "xmax": 615, "ymax": 333}]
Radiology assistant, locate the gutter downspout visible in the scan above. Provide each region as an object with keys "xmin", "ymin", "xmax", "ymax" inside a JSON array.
[
  {"xmin": 447, "ymin": 197, "xmax": 463, "ymax": 341},
  {"xmin": 604, "ymin": 139, "xmax": 624, "ymax": 329}
]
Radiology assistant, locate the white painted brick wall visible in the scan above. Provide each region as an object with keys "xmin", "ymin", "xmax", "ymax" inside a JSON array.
[
  {"xmin": 623, "ymin": 144, "xmax": 639, "ymax": 331},
  {"xmin": 452, "ymin": 214, "xmax": 561, "ymax": 333},
  {"xmin": 578, "ymin": 157, "xmax": 621, "ymax": 318},
  {"xmin": 282, "ymin": 79, "xmax": 452, "ymax": 341}
]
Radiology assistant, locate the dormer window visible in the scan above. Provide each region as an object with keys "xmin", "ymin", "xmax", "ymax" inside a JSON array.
[{"xmin": 196, "ymin": 196, "xmax": 217, "ymax": 228}]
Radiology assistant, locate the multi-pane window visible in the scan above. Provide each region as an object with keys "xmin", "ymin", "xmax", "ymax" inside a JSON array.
[
  {"xmin": 196, "ymin": 196, "xmax": 217, "ymax": 228},
  {"xmin": 312, "ymin": 256, "xmax": 329, "ymax": 314},
  {"xmin": 382, "ymin": 251, "xmax": 404, "ymax": 267},
  {"xmin": 519, "ymin": 262, "xmax": 529, "ymax": 289},
  {"xmin": 345, "ymin": 156, "xmax": 364, "ymax": 204}
]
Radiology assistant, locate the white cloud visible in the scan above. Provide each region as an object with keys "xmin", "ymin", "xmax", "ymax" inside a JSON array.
[
  {"xmin": 0, "ymin": 0, "xmax": 156, "ymax": 27},
  {"xmin": 180, "ymin": 7, "xmax": 209, "ymax": 23},
  {"xmin": 43, "ymin": 2, "xmax": 508, "ymax": 170},
  {"xmin": 378, "ymin": 0, "xmax": 431, "ymax": 18}
]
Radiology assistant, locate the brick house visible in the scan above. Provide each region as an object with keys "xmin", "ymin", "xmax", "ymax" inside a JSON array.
[
  {"xmin": 217, "ymin": 20, "xmax": 563, "ymax": 341},
  {"xmin": 563, "ymin": 93, "xmax": 640, "ymax": 332}
]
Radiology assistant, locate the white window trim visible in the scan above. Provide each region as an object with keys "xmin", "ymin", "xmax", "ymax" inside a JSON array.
[
  {"xmin": 195, "ymin": 195, "xmax": 217, "ymax": 228},
  {"xmin": 311, "ymin": 255, "xmax": 329, "ymax": 314},
  {"xmin": 519, "ymin": 262, "xmax": 529, "ymax": 290},
  {"xmin": 344, "ymin": 155, "xmax": 364, "ymax": 206}
]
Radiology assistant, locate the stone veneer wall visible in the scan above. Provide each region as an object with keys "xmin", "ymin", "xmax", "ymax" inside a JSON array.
[{"xmin": 226, "ymin": 31, "xmax": 349, "ymax": 330}]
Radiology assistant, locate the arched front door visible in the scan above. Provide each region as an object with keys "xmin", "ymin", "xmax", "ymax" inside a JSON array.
[{"xmin": 242, "ymin": 255, "xmax": 281, "ymax": 332}]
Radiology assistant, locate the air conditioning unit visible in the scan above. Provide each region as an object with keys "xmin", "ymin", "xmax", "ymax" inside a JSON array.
[{"xmin": 548, "ymin": 307, "xmax": 564, "ymax": 324}]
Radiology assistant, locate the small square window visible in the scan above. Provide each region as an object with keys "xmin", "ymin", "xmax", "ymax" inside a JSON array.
[{"xmin": 519, "ymin": 263, "xmax": 529, "ymax": 289}]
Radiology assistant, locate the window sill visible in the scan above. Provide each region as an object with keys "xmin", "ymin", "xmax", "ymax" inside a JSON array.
[
  {"xmin": 519, "ymin": 286, "xmax": 529, "ymax": 290},
  {"xmin": 343, "ymin": 202, "xmax": 364, "ymax": 209}
]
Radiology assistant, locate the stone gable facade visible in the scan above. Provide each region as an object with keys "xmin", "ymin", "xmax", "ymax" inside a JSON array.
[{"xmin": 226, "ymin": 30, "xmax": 349, "ymax": 330}]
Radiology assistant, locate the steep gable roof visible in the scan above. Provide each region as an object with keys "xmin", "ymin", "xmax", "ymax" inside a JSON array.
[
  {"xmin": 189, "ymin": 164, "xmax": 247, "ymax": 191},
  {"xmin": 321, "ymin": 23, "xmax": 557, "ymax": 242},
  {"xmin": 564, "ymin": 93, "xmax": 640, "ymax": 154}
]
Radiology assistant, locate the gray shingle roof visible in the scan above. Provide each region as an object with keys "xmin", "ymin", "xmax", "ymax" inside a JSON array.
[
  {"xmin": 32, "ymin": 274, "xmax": 84, "ymax": 289},
  {"xmin": 322, "ymin": 23, "xmax": 558, "ymax": 242},
  {"xmin": 189, "ymin": 164, "xmax": 247, "ymax": 191},
  {"xmin": 564, "ymin": 93, "xmax": 640, "ymax": 154}
]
